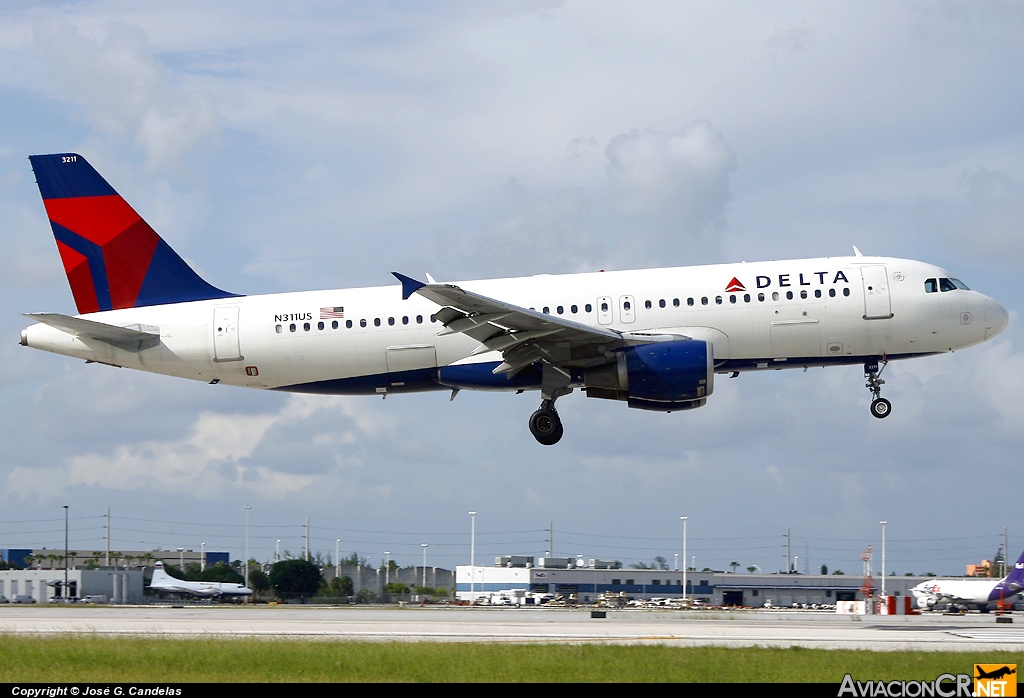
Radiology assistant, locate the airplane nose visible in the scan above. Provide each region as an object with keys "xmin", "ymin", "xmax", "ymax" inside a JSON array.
[{"xmin": 985, "ymin": 298, "xmax": 1009, "ymax": 339}]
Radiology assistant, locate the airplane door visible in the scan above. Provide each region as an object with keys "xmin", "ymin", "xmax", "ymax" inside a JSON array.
[
  {"xmin": 213, "ymin": 306, "xmax": 243, "ymax": 362},
  {"xmin": 861, "ymin": 266, "xmax": 893, "ymax": 320},
  {"xmin": 597, "ymin": 296, "xmax": 613, "ymax": 325},
  {"xmin": 619, "ymin": 295, "xmax": 636, "ymax": 324}
]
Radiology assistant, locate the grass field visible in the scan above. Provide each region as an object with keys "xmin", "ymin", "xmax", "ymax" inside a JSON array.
[{"xmin": 0, "ymin": 636, "xmax": 1020, "ymax": 682}]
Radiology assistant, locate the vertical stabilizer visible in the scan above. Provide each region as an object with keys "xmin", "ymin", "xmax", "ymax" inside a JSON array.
[{"xmin": 29, "ymin": 153, "xmax": 237, "ymax": 313}]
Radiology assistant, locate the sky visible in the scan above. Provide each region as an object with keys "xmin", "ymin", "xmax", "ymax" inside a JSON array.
[{"xmin": 1, "ymin": 1, "xmax": 1023, "ymax": 577}]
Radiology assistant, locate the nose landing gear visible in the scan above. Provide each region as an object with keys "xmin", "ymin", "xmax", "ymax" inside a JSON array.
[{"xmin": 865, "ymin": 358, "xmax": 891, "ymax": 419}]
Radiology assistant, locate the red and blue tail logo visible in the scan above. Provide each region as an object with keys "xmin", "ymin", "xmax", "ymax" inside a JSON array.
[{"xmin": 29, "ymin": 153, "xmax": 237, "ymax": 314}]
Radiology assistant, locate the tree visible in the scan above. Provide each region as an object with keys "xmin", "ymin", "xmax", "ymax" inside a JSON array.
[
  {"xmin": 654, "ymin": 556, "xmax": 669, "ymax": 571},
  {"xmin": 729, "ymin": 561, "xmax": 740, "ymax": 573},
  {"xmin": 330, "ymin": 576, "xmax": 354, "ymax": 596},
  {"xmin": 820, "ymin": 564, "xmax": 828, "ymax": 575},
  {"xmin": 270, "ymin": 559, "xmax": 322, "ymax": 598},
  {"xmin": 747, "ymin": 566, "xmax": 757, "ymax": 574}
]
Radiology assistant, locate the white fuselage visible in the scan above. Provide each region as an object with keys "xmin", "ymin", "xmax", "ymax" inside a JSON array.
[
  {"xmin": 21, "ymin": 255, "xmax": 1006, "ymax": 396},
  {"xmin": 910, "ymin": 578, "xmax": 1015, "ymax": 609}
]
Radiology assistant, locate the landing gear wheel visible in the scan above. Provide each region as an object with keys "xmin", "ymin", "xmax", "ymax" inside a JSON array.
[
  {"xmin": 870, "ymin": 397, "xmax": 892, "ymax": 419},
  {"xmin": 529, "ymin": 406, "xmax": 563, "ymax": 445}
]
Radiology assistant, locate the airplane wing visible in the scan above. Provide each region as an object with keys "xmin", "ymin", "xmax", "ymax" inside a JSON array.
[
  {"xmin": 393, "ymin": 273, "xmax": 677, "ymax": 376},
  {"xmin": 24, "ymin": 313, "xmax": 160, "ymax": 352}
]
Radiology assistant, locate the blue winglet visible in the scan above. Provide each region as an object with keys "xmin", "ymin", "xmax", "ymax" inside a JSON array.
[{"xmin": 392, "ymin": 272, "xmax": 426, "ymax": 300}]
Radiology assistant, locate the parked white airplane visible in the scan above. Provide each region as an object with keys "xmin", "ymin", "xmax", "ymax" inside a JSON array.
[
  {"xmin": 21, "ymin": 154, "xmax": 1009, "ymax": 444},
  {"xmin": 148, "ymin": 561, "xmax": 253, "ymax": 598},
  {"xmin": 911, "ymin": 548, "xmax": 1024, "ymax": 611}
]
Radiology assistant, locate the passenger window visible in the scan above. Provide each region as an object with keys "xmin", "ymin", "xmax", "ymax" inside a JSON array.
[
  {"xmin": 843, "ymin": 288, "xmax": 850, "ymax": 297},
  {"xmin": 729, "ymin": 295, "xmax": 736, "ymax": 304},
  {"xmin": 275, "ymin": 324, "xmax": 282, "ymax": 334},
  {"xmin": 557, "ymin": 306, "xmax": 564, "ymax": 314},
  {"xmin": 586, "ymin": 304, "xmax": 593, "ymax": 313},
  {"xmin": 317, "ymin": 321, "xmax": 325, "ymax": 330},
  {"xmin": 290, "ymin": 323, "xmax": 297, "ymax": 332},
  {"xmin": 786, "ymin": 291, "xmax": 793, "ymax": 300},
  {"xmin": 571, "ymin": 305, "xmax": 578, "ymax": 314},
  {"xmin": 543, "ymin": 307, "xmax": 550, "ymax": 314},
  {"xmin": 601, "ymin": 302, "xmax": 608, "ymax": 312},
  {"xmin": 800, "ymin": 290, "xmax": 807, "ymax": 299},
  {"xmin": 744, "ymin": 294, "xmax": 750, "ymax": 303},
  {"xmin": 332, "ymin": 320, "xmax": 339, "ymax": 329},
  {"xmin": 757, "ymin": 293, "xmax": 764, "ymax": 302},
  {"xmin": 772, "ymin": 292, "xmax": 779, "ymax": 301},
  {"xmin": 687, "ymin": 298, "xmax": 694, "ymax": 306},
  {"xmin": 402, "ymin": 316, "xmax": 409, "ymax": 325},
  {"xmin": 673, "ymin": 298, "xmax": 680, "ymax": 307},
  {"xmin": 644, "ymin": 300, "xmax": 651, "ymax": 309},
  {"xmin": 360, "ymin": 319, "xmax": 367, "ymax": 327},
  {"xmin": 416, "ymin": 315, "xmax": 423, "ymax": 324},
  {"xmin": 303, "ymin": 322, "xmax": 310, "ymax": 331},
  {"xmin": 346, "ymin": 320, "xmax": 353, "ymax": 328},
  {"xmin": 715, "ymin": 296, "xmax": 722, "ymax": 304},
  {"xmin": 701, "ymin": 297, "xmax": 708, "ymax": 306},
  {"xmin": 829, "ymin": 289, "xmax": 836, "ymax": 298},
  {"xmin": 814, "ymin": 290, "xmax": 821, "ymax": 298},
  {"xmin": 625, "ymin": 301, "xmax": 632, "ymax": 310},
  {"xmin": 925, "ymin": 278, "xmax": 937, "ymax": 293}
]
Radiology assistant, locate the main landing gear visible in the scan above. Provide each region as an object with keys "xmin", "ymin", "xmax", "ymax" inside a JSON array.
[
  {"xmin": 529, "ymin": 399, "xmax": 563, "ymax": 446},
  {"xmin": 529, "ymin": 363, "xmax": 572, "ymax": 445},
  {"xmin": 865, "ymin": 358, "xmax": 891, "ymax": 419}
]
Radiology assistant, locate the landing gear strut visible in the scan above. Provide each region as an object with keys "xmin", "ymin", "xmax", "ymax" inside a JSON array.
[
  {"xmin": 529, "ymin": 364, "xmax": 572, "ymax": 445},
  {"xmin": 865, "ymin": 358, "xmax": 891, "ymax": 419},
  {"xmin": 529, "ymin": 399, "xmax": 563, "ymax": 446}
]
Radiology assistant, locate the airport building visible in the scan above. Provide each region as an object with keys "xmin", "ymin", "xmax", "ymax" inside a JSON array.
[
  {"xmin": 0, "ymin": 568, "xmax": 144, "ymax": 603},
  {"xmin": 2, "ymin": 548, "xmax": 230, "ymax": 569},
  {"xmin": 456, "ymin": 556, "xmax": 926, "ymax": 606}
]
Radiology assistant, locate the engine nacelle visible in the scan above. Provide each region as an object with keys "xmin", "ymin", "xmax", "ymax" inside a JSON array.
[
  {"xmin": 584, "ymin": 339, "xmax": 713, "ymax": 412},
  {"xmin": 915, "ymin": 595, "xmax": 937, "ymax": 609}
]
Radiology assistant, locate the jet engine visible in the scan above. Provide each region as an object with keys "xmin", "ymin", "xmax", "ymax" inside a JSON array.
[{"xmin": 583, "ymin": 339, "xmax": 713, "ymax": 412}]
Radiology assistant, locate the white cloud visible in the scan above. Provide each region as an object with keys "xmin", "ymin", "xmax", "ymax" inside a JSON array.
[
  {"xmin": 32, "ymin": 16, "xmax": 220, "ymax": 173},
  {"xmin": 4, "ymin": 395, "xmax": 393, "ymax": 500},
  {"xmin": 605, "ymin": 122, "xmax": 737, "ymax": 262}
]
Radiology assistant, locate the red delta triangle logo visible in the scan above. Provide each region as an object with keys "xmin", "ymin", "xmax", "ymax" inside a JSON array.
[{"xmin": 725, "ymin": 277, "xmax": 746, "ymax": 292}]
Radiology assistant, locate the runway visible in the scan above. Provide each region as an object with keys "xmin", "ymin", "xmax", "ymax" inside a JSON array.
[{"xmin": 2, "ymin": 606, "xmax": 1023, "ymax": 650}]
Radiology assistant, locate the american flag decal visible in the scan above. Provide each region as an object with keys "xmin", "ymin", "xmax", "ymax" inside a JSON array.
[{"xmin": 320, "ymin": 306, "xmax": 345, "ymax": 319}]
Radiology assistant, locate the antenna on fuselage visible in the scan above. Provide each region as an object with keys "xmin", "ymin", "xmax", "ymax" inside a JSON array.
[{"xmin": 852, "ymin": 246, "xmax": 864, "ymax": 257}]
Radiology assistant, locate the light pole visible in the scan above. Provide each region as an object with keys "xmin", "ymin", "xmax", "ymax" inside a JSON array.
[
  {"xmin": 469, "ymin": 511, "xmax": 477, "ymax": 601},
  {"xmin": 63, "ymin": 505, "xmax": 69, "ymax": 600},
  {"xmin": 421, "ymin": 544, "xmax": 428, "ymax": 590},
  {"xmin": 385, "ymin": 551, "xmax": 391, "ymax": 586},
  {"xmin": 201, "ymin": 542, "xmax": 206, "ymax": 572},
  {"xmin": 681, "ymin": 516, "xmax": 688, "ymax": 601},
  {"xmin": 244, "ymin": 505, "xmax": 252, "ymax": 591},
  {"xmin": 275, "ymin": 539, "xmax": 281, "ymax": 564},
  {"xmin": 336, "ymin": 539, "xmax": 341, "ymax": 577},
  {"xmin": 178, "ymin": 547, "xmax": 184, "ymax": 569},
  {"xmin": 880, "ymin": 521, "xmax": 887, "ymax": 599}
]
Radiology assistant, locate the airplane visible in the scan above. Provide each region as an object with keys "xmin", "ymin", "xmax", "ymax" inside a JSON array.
[
  {"xmin": 19, "ymin": 153, "xmax": 1009, "ymax": 445},
  {"xmin": 148, "ymin": 561, "xmax": 253, "ymax": 598},
  {"xmin": 910, "ymin": 547, "xmax": 1024, "ymax": 611}
]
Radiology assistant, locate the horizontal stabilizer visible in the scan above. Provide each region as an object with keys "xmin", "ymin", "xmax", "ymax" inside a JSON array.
[{"xmin": 25, "ymin": 313, "xmax": 160, "ymax": 352}]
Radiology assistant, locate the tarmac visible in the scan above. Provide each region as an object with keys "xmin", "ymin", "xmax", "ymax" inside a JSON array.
[{"xmin": 1, "ymin": 606, "xmax": 1023, "ymax": 650}]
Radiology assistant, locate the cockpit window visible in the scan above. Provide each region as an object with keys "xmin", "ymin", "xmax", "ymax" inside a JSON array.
[
  {"xmin": 950, "ymin": 278, "xmax": 969, "ymax": 290},
  {"xmin": 924, "ymin": 278, "xmax": 937, "ymax": 293},
  {"xmin": 939, "ymin": 277, "xmax": 969, "ymax": 292}
]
